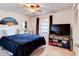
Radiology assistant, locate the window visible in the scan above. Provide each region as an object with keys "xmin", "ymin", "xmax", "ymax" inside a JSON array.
[{"xmin": 41, "ymin": 20, "xmax": 49, "ymax": 33}]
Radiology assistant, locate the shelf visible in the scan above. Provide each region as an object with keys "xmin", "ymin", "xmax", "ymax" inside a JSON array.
[{"xmin": 49, "ymin": 34, "xmax": 70, "ymax": 49}]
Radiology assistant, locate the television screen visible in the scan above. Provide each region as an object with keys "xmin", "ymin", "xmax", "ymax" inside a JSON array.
[{"xmin": 50, "ymin": 24, "xmax": 70, "ymax": 35}]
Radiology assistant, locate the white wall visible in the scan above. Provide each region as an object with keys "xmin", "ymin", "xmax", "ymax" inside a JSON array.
[
  {"xmin": 53, "ymin": 9, "xmax": 74, "ymax": 39},
  {"xmin": 0, "ymin": 10, "xmax": 30, "ymax": 36},
  {"xmin": 31, "ymin": 9, "xmax": 73, "ymax": 34},
  {"xmin": 0, "ymin": 10, "xmax": 28, "ymax": 29},
  {"xmin": 53, "ymin": 9, "xmax": 73, "ymax": 25},
  {"xmin": 27, "ymin": 16, "xmax": 35, "ymax": 34},
  {"xmin": 31, "ymin": 12, "xmax": 54, "ymax": 34},
  {"xmin": 30, "ymin": 17, "xmax": 36, "ymax": 34},
  {"xmin": 72, "ymin": 4, "xmax": 79, "ymax": 55},
  {"xmin": 53, "ymin": 9, "xmax": 74, "ymax": 51},
  {"xmin": 31, "ymin": 9, "xmax": 73, "ymax": 46}
]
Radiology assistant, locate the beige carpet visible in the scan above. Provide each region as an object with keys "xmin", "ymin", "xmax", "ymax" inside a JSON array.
[
  {"xmin": 0, "ymin": 45, "xmax": 74, "ymax": 56},
  {"xmin": 0, "ymin": 50, "xmax": 10, "ymax": 56},
  {"xmin": 39, "ymin": 45, "xmax": 74, "ymax": 56}
]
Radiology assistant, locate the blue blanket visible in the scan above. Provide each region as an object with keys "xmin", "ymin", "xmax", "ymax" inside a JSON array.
[{"xmin": 0, "ymin": 34, "xmax": 46, "ymax": 56}]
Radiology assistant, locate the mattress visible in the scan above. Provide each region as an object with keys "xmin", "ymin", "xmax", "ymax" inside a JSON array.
[{"xmin": 0, "ymin": 34, "xmax": 46, "ymax": 56}]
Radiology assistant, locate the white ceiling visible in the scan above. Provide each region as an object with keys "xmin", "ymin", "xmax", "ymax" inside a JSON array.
[{"xmin": 0, "ymin": 3, "xmax": 73, "ymax": 16}]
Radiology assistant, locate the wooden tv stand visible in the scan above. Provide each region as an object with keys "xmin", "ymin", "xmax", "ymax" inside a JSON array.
[{"xmin": 49, "ymin": 34, "xmax": 71, "ymax": 50}]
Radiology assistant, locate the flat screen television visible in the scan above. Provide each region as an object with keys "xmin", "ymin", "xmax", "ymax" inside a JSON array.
[{"xmin": 50, "ymin": 24, "xmax": 70, "ymax": 35}]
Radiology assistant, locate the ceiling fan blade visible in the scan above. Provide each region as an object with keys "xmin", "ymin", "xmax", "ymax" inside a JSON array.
[
  {"xmin": 23, "ymin": 5, "xmax": 29, "ymax": 8},
  {"xmin": 23, "ymin": 9, "xmax": 28, "ymax": 11},
  {"xmin": 20, "ymin": 3, "xmax": 43, "ymax": 13},
  {"xmin": 36, "ymin": 9, "xmax": 42, "ymax": 12}
]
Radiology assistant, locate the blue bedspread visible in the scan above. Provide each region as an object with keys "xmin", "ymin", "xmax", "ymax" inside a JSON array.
[{"xmin": 0, "ymin": 34, "xmax": 46, "ymax": 56}]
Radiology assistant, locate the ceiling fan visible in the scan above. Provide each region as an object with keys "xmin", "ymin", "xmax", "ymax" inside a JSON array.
[{"xmin": 21, "ymin": 3, "xmax": 42, "ymax": 13}]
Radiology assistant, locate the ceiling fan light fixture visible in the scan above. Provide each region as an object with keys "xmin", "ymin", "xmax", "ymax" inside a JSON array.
[
  {"xmin": 30, "ymin": 9, "xmax": 35, "ymax": 12},
  {"xmin": 21, "ymin": 3, "xmax": 42, "ymax": 13}
]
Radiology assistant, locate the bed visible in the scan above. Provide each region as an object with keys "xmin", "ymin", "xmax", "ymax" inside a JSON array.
[{"xmin": 0, "ymin": 34, "xmax": 46, "ymax": 56}]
